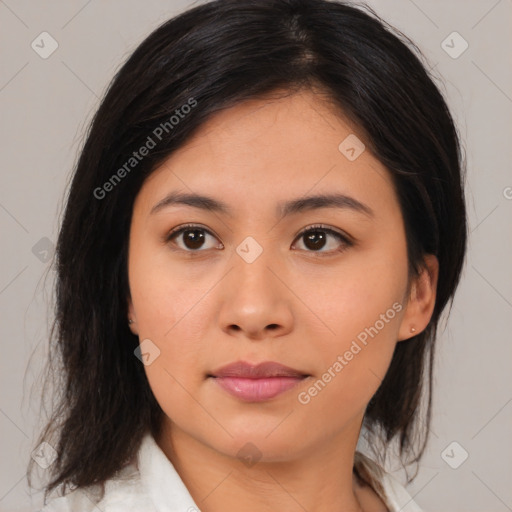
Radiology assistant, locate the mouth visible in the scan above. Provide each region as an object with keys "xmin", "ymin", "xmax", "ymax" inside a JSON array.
[{"xmin": 207, "ymin": 361, "xmax": 311, "ymax": 402}]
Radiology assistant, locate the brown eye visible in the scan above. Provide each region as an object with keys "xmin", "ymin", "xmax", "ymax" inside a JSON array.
[
  {"xmin": 165, "ymin": 223, "xmax": 352, "ymax": 255},
  {"xmin": 293, "ymin": 225, "xmax": 353, "ymax": 255},
  {"xmin": 166, "ymin": 225, "xmax": 221, "ymax": 251}
]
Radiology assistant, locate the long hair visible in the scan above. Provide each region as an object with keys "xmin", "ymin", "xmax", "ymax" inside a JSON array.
[{"xmin": 28, "ymin": 0, "xmax": 467, "ymax": 503}]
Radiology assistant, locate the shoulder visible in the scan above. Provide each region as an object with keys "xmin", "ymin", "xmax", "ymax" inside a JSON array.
[
  {"xmin": 379, "ymin": 472, "xmax": 423, "ymax": 512},
  {"xmin": 354, "ymin": 451, "xmax": 424, "ymax": 512},
  {"xmin": 39, "ymin": 463, "xmax": 156, "ymax": 512}
]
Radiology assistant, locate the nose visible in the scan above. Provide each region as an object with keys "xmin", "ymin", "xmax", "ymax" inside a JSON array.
[{"xmin": 217, "ymin": 243, "xmax": 294, "ymax": 341}]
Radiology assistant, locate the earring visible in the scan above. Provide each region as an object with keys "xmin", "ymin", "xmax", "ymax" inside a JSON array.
[
  {"xmin": 128, "ymin": 318, "xmax": 134, "ymax": 324},
  {"xmin": 410, "ymin": 327, "xmax": 416, "ymax": 333}
]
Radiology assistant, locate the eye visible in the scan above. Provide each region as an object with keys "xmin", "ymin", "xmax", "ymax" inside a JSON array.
[
  {"xmin": 292, "ymin": 224, "xmax": 353, "ymax": 255},
  {"xmin": 165, "ymin": 224, "xmax": 222, "ymax": 252},
  {"xmin": 165, "ymin": 223, "xmax": 353, "ymax": 255}
]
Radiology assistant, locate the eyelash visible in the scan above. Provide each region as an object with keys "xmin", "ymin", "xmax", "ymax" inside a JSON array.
[{"xmin": 165, "ymin": 223, "xmax": 354, "ymax": 256}]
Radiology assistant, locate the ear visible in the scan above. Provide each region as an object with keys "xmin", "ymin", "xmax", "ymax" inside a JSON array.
[
  {"xmin": 127, "ymin": 295, "xmax": 139, "ymax": 336},
  {"xmin": 397, "ymin": 254, "xmax": 439, "ymax": 342}
]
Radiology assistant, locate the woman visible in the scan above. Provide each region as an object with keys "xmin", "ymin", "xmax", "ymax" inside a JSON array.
[{"xmin": 29, "ymin": 0, "xmax": 468, "ymax": 510}]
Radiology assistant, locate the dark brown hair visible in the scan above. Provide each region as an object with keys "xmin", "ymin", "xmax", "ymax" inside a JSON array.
[{"xmin": 28, "ymin": 0, "xmax": 467, "ymax": 504}]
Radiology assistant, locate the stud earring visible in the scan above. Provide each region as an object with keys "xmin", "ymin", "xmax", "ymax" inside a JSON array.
[
  {"xmin": 128, "ymin": 318, "xmax": 134, "ymax": 324},
  {"xmin": 410, "ymin": 327, "xmax": 416, "ymax": 333}
]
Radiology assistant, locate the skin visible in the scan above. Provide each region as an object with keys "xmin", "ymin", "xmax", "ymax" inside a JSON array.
[{"xmin": 127, "ymin": 89, "xmax": 439, "ymax": 512}]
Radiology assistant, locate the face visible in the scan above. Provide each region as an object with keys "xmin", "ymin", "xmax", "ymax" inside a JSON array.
[{"xmin": 127, "ymin": 89, "xmax": 438, "ymax": 463}]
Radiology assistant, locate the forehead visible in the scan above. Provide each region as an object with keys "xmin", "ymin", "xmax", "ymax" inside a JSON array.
[{"xmin": 137, "ymin": 90, "xmax": 399, "ymax": 220}]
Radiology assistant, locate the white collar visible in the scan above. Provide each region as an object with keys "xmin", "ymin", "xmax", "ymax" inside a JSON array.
[
  {"xmin": 137, "ymin": 432, "xmax": 201, "ymax": 512},
  {"xmin": 136, "ymin": 432, "xmax": 422, "ymax": 512}
]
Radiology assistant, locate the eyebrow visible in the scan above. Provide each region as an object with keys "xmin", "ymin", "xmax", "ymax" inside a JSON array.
[{"xmin": 150, "ymin": 191, "xmax": 374, "ymax": 219}]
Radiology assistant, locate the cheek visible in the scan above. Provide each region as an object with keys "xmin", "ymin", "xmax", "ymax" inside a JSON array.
[
  {"xmin": 129, "ymin": 241, "xmax": 208, "ymax": 338},
  {"xmin": 293, "ymin": 252, "xmax": 406, "ymax": 349},
  {"xmin": 292, "ymin": 252, "xmax": 405, "ymax": 415},
  {"xmin": 142, "ymin": 361, "xmax": 201, "ymax": 432},
  {"xmin": 129, "ymin": 245, "xmax": 211, "ymax": 396},
  {"xmin": 139, "ymin": 318, "xmax": 208, "ymax": 426},
  {"xmin": 295, "ymin": 313, "xmax": 399, "ymax": 434},
  {"xmin": 129, "ymin": 234, "xmax": 244, "ymax": 384},
  {"xmin": 350, "ymin": 241, "xmax": 406, "ymax": 328}
]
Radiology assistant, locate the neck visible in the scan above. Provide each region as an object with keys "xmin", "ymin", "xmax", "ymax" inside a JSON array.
[{"xmin": 156, "ymin": 420, "xmax": 371, "ymax": 512}]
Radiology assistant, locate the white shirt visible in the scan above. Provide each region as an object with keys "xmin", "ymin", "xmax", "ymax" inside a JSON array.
[{"xmin": 40, "ymin": 432, "xmax": 423, "ymax": 512}]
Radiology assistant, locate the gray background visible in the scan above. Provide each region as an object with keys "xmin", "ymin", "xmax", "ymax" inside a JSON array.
[{"xmin": 0, "ymin": 0, "xmax": 511, "ymax": 511}]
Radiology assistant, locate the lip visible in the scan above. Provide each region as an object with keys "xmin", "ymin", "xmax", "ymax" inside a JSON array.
[
  {"xmin": 208, "ymin": 361, "xmax": 310, "ymax": 402},
  {"xmin": 209, "ymin": 361, "xmax": 308, "ymax": 379}
]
